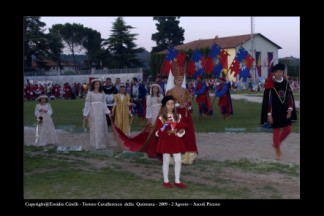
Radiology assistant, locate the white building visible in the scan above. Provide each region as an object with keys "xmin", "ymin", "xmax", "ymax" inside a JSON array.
[{"xmin": 169, "ymin": 33, "xmax": 281, "ymax": 82}]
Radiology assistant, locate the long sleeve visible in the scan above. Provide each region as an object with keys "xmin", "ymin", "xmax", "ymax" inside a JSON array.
[
  {"xmin": 215, "ymin": 84, "xmax": 228, "ymax": 97},
  {"xmin": 267, "ymin": 90, "xmax": 272, "ymax": 113},
  {"xmin": 146, "ymin": 95, "xmax": 152, "ymax": 118},
  {"xmin": 83, "ymin": 91, "xmax": 91, "ymax": 116},
  {"xmin": 34, "ymin": 104, "xmax": 40, "ymax": 118},
  {"xmin": 46, "ymin": 104, "xmax": 53, "ymax": 116},
  {"xmin": 194, "ymin": 83, "xmax": 206, "ymax": 95},
  {"xmin": 102, "ymin": 93, "xmax": 111, "ymax": 114},
  {"xmin": 155, "ymin": 117, "xmax": 166, "ymax": 137},
  {"xmin": 287, "ymin": 92, "xmax": 293, "ymax": 109}
]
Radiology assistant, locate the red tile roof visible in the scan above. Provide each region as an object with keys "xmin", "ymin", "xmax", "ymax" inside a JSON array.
[{"xmin": 158, "ymin": 33, "xmax": 281, "ymax": 54}]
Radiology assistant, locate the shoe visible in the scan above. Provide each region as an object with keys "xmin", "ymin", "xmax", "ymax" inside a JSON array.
[
  {"xmin": 174, "ymin": 182, "xmax": 187, "ymax": 189},
  {"xmin": 163, "ymin": 182, "xmax": 173, "ymax": 189}
]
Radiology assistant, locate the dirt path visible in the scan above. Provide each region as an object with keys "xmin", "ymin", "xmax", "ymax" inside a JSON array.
[{"xmin": 24, "ymin": 127, "xmax": 300, "ymax": 164}]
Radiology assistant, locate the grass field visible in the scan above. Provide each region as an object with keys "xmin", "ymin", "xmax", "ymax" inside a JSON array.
[
  {"xmin": 24, "ymin": 146, "xmax": 299, "ymax": 199},
  {"xmin": 24, "ymin": 97, "xmax": 300, "ymax": 133}
]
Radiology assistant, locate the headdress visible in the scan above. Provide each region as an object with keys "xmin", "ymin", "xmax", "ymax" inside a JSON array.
[
  {"xmin": 162, "ymin": 95, "xmax": 175, "ymax": 107},
  {"xmin": 37, "ymin": 94, "xmax": 48, "ymax": 102},
  {"xmin": 37, "ymin": 95, "xmax": 48, "ymax": 100},
  {"xmin": 91, "ymin": 78, "xmax": 101, "ymax": 83},
  {"xmin": 171, "ymin": 60, "xmax": 186, "ymax": 78},
  {"xmin": 119, "ymin": 82, "xmax": 126, "ymax": 87},
  {"xmin": 271, "ymin": 63, "xmax": 285, "ymax": 72}
]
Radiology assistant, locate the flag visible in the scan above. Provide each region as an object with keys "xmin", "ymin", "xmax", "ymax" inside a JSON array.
[
  {"xmin": 161, "ymin": 47, "xmax": 178, "ymax": 75},
  {"xmin": 228, "ymin": 47, "xmax": 254, "ymax": 82},
  {"xmin": 255, "ymin": 51, "xmax": 261, "ymax": 77},
  {"xmin": 264, "ymin": 52, "xmax": 274, "ymax": 89},
  {"xmin": 205, "ymin": 43, "xmax": 229, "ymax": 78},
  {"xmin": 188, "ymin": 48, "xmax": 204, "ymax": 78}
]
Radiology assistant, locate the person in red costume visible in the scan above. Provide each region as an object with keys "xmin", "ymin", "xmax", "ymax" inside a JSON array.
[
  {"xmin": 214, "ymin": 77, "xmax": 233, "ymax": 120},
  {"xmin": 165, "ymin": 60, "xmax": 198, "ymax": 165},
  {"xmin": 155, "ymin": 95, "xmax": 187, "ymax": 189},
  {"xmin": 194, "ymin": 75, "xmax": 213, "ymax": 119}
]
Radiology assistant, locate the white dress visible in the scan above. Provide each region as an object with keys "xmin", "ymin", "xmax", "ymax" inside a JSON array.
[
  {"xmin": 34, "ymin": 103, "xmax": 59, "ymax": 146},
  {"xmin": 146, "ymin": 95, "xmax": 163, "ymax": 125},
  {"xmin": 83, "ymin": 91, "xmax": 111, "ymax": 149}
]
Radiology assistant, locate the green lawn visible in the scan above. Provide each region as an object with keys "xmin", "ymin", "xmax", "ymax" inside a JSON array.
[
  {"xmin": 24, "ymin": 97, "xmax": 299, "ymax": 133},
  {"xmin": 24, "ymin": 146, "xmax": 299, "ymax": 199}
]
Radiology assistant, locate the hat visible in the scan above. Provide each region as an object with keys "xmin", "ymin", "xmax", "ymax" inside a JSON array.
[
  {"xmin": 37, "ymin": 95, "xmax": 48, "ymax": 101},
  {"xmin": 162, "ymin": 95, "xmax": 175, "ymax": 107},
  {"xmin": 271, "ymin": 63, "xmax": 285, "ymax": 72},
  {"xmin": 91, "ymin": 78, "xmax": 101, "ymax": 83},
  {"xmin": 150, "ymin": 83, "xmax": 162, "ymax": 94},
  {"xmin": 151, "ymin": 83, "xmax": 161, "ymax": 89},
  {"xmin": 119, "ymin": 82, "xmax": 126, "ymax": 87},
  {"xmin": 171, "ymin": 60, "xmax": 186, "ymax": 78}
]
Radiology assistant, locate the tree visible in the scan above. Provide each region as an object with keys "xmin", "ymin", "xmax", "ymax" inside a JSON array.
[
  {"xmin": 279, "ymin": 57, "xmax": 300, "ymax": 79},
  {"xmin": 46, "ymin": 30, "xmax": 64, "ymax": 67},
  {"xmin": 50, "ymin": 23, "xmax": 85, "ymax": 68},
  {"xmin": 23, "ymin": 16, "xmax": 47, "ymax": 70},
  {"xmin": 104, "ymin": 17, "xmax": 144, "ymax": 68},
  {"xmin": 151, "ymin": 17, "xmax": 185, "ymax": 53},
  {"xmin": 82, "ymin": 27, "xmax": 103, "ymax": 69}
]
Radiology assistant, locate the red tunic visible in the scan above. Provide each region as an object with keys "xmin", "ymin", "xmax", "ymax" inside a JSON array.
[{"xmin": 155, "ymin": 114, "xmax": 186, "ymax": 154}]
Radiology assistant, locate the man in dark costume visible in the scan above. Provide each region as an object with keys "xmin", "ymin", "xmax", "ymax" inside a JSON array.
[
  {"xmin": 260, "ymin": 63, "xmax": 297, "ymax": 160},
  {"xmin": 103, "ymin": 77, "xmax": 118, "ymax": 126}
]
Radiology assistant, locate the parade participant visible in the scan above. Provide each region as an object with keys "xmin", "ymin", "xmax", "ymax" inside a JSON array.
[
  {"xmin": 261, "ymin": 63, "xmax": 297, "ymax": 160},
  {"xmin": 155, "ymin": 74, "xmax": 166, "ymax": 96},
  {"xmin": 34, "ymin": 95, "xmax": 59, "ymax": 146},
  {"xmin": 103, "ymin": 77, "xmax": 118, "ymax": 126},
  {"xmin": 146, "ymin": 84, "xmax": 163, "ymax": 125},
  {"xmin": 83, "ymin": 79, "xmax": 111, "ymax": 149},
  {"xmin": 111, "ymin": 83, "xmax": 132, "ymax": 135},
  {"xmin": 155, "ymin": 96, "xmax": 187, "ymax": 189},
  {"xmin": 166, "ymin": 60, "xmax": 198, "ymax": 165},
  {"xmin": 214, "ymin": 77, "xmax": 233, "ymax": 119},
  {"xmin": 130, "ymin": 77, "xmax": 147, "ymax": 120},
  {"xmin": 194, "ymin": 75, "xmax": 213, "ymax": 119}
]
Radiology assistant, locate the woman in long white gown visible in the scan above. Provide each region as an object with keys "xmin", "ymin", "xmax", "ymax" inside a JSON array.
[
  {"xmin": 146, "ymin": 84, "xmax": 163, "ymax": 125},
  {"xmin": 34, "ymin": 95, "xmax": 59, "ymax": 146},
  {"xmin": 83, "ymin": 79, "xmax": 111, "ymax": 149}
]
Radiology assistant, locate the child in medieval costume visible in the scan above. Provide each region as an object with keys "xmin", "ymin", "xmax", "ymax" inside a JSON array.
[
  {"xmin": 146, "ymin": 83, "xmax": 163, "ymax": 125},
  {"xmin": 34, "ymin": 95, "xmax": 59, "ymax": 146},
  {"xmin": 260, "ymin": 63, "xmax": 297, "ymax": 160},
  {"xmin": 155, "ymin": 95, "xmax": 187, "ymax": 189}
]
